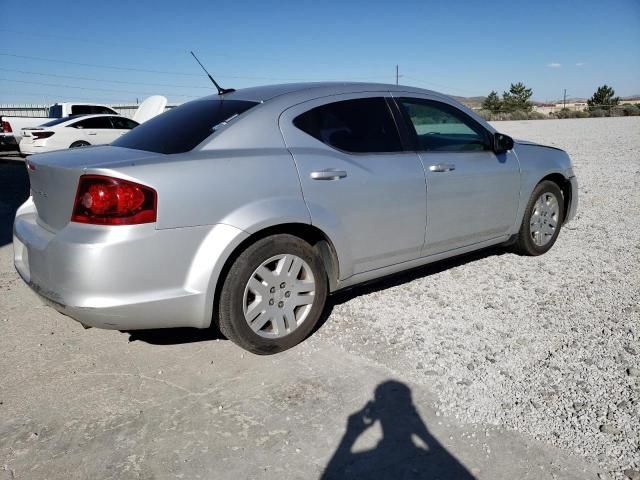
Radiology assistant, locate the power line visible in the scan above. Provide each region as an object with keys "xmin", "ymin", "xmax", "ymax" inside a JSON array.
[
  {"xmin": 401, "ymin": 75, "xmax": 480, "ymax": 96},
  {"xmin": 0, "ymin": 52, "xmax": 397, "ymax": 83},
  {"xmin": 0, "ymin": 67, "xmax": 213, "ymax": 90},
  {"xmin": 0, "ymin": 52, "xmax": 202, "ymax": 77},
  {"xmin": 0, "ymin": 28, "xmax": 190, "ymax": 56},
  {"xmin": 0, "ymin": 77, "xmax": 199, "ymax": 98},
  {"xmin": 0, "ymin": 89, "xmax": 134, "ymax": 103},
  {"xmin": 0, "ymin": 28, "xmax": 397, "ymax": 69}
]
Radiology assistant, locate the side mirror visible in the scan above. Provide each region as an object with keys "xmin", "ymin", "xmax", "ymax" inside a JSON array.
[{"xmin": 493, "ymin": 132, "xmax": 514, "ymax": 154}]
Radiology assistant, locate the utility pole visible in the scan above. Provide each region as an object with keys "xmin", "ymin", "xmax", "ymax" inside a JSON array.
[
  {"xmin": 396, "ymin": 65, "xmax": 399, "ymax": 85},
  {"xmin": 563, "ymin": 89, "xmax": 567, "ymax": 110}
]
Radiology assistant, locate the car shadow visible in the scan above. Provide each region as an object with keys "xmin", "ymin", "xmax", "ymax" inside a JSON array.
[
  {"xmin": 128, "ymin": 246, "xmax": 506, "ymax": 346},
  {"xmin": 126, "ymin": 325, "xmax": 225, "ymax": 345},
  {"xmin": 312, "ymin": 245, "xmax": 506, "ymax": 334},
  {"xmin": 0, "ymin": 153, "xmax": 30, "ymax": 247},
  {"xmin": 321, "ymin": 380, "xmax": 475, "ymax": 479}
]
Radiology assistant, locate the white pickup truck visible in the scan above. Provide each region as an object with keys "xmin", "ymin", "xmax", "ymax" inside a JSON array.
[{"xmin": 1, "ymin": 103, "xmax": 119, "ymax": 147}]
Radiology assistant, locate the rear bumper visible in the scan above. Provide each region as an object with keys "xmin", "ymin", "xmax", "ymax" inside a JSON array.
[
  {"xmin": 19, "ymin": 144, "xmax": 48, "ymax": 156},
  {"xmin": 13, "ymin": 198, "xmax": 248, "ymax": 330},
  {"xmin": 565, "ymin": 176, "xmax": 579, "ymax": 223},
  {"xmin": 0, "ymin": 134, "xmax": 18, "ymax": 147}
]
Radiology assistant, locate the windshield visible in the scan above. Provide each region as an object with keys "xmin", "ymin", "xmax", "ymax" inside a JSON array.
[
  {"xmin": 48, "ymin": 105, "xmax": 63, "ymax": 118},
  {"xmin": 40, "ymin": 116, "xmax": 84, "ymax": 127},
  {"xmin": 112, "ymin": 99, "xmax": 258, "ymax": 154}
]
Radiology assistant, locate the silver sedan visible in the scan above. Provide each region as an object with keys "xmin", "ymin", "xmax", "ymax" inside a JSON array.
[{"xmin": 13, "ymin": 82, "xmax": 578, "ymax": 354}]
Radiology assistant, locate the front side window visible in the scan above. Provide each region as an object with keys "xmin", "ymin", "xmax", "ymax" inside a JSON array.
[
  {"xmin": 71, "ymin": 117, "xmax": 113, "ymax": 129},
  {"xmin": 398, "ymin": 98, "xmax": 490, "ymax": 152},
  {"xmin": 112, "ymin": 99, "xmax": 258, "ymax": 154},
  {"xmin": 293, "ymin": 97, "xmax": 402, "ymax": 153},
  {"xmin": 93, "ymin": 106, "xmax": 118, "ymax": 115}
]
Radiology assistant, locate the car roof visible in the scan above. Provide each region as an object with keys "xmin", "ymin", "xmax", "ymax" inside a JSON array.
[
  {"xmin": 44, "ymin": 114, "xmax": 132, "ymax": 127},
  {"xmin": 199, "ymin": 82, "xmax": 441, "ymax": 103},
  {"xmin": 63, "ymin": 114, "xmax": 129, "ymax": 121}
]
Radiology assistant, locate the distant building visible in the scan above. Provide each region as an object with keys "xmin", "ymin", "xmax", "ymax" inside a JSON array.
[
  {"xmin": 533, "ymin": 104, "xmax": 557, "ymax": 115},
  {"xmin": 533, "ymin": 101, "xmax": 588, "ymax": 114}
]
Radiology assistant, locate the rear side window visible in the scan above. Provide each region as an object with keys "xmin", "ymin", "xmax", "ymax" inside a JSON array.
[
  {"xmin": 72, "ymin": 117, "xmax": 113, "ymax": 129},
  {"xmin": 71, "ymin": 105, "xmax": 118, "ymax": 115},
  {"xmin": 113, "ymin": 99, "xmax": 258, "ymax": 154},
  {"xmin": 293, "ymin": 98, "xmax": 402, "ymax": 153},
  {"xmin": 71, "ymin": 105, "xmax": 93, "ymax": 115}
]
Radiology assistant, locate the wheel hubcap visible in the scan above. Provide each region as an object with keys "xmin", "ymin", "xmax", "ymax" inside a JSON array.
[
  {"xmin": 243, "ymin": 254, "xmax": 316, "ymax": 339},
  {"xmin": 529, "ymin": 192, "xmax": 560, "ymax": 247}
]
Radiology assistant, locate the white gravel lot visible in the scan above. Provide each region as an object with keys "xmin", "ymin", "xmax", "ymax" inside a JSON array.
[{"xmin": 316, "ymin": 117, "xmax": 640, "ymax": 479}]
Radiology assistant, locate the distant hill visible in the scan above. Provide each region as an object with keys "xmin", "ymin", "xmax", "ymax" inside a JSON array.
[
  {"xmin": 449, "ymin": 95, "xmax": 486, "ymax": 109},
  {"xmin": 443, "ymin": 94, "xmax": 640, "ymax": 109}
]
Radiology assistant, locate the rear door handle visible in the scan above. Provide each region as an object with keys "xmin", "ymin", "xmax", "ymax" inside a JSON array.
[
  {"xmin": 87, "ymin": 132, "xmax": 97, "ymax": 136},
  {"xmin": 429, "ymin": 163, "xmax": 456, "ymax": 172},
  {"xmin": 310, "ymin": 169, "xmax": 347, "ymax": 180}
]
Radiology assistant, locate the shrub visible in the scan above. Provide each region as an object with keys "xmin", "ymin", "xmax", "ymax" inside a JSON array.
[
  {"xmin": 509, "ymin": 110, "xmax": 529, "ymax": 120},
  {"xmin": 590, "ymin": 109, "xmax": 607, "ymax": 118},
  {"xmin": 622, "ymin": 104, "xmax": 640, "ymax": 116},
  {"xmin": 555, "ymin": 109, "xmax": 591, "ymax": 119}
]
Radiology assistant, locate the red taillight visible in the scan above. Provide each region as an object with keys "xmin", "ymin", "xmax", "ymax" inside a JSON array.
[
  {"xmin": 71, "ymin": 175, "xmax": 157, "ymax": 225},
  {"xmin": 2, "ymin": 120, "xmax": 12, "ymax": 133},
  {"xmin": 32, "ymin": 131, "xmax": 54, "ymax": 140}
]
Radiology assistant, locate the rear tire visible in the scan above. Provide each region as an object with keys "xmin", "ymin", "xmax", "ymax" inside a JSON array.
[
  {"xmin": 217, "ymin": 234, "xmax": 328, "ymax": 355},
  {"xmin": 70, "ymin": 141, "xmax": 90, "ymax": 148},
  {"xmin": 513, "ymin": 180, "xmax": 565, "ymax": 256}
]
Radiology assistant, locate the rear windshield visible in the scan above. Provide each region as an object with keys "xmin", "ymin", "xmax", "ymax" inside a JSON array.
[
  {"xmin": 112, "ymin": 99, "xmax": 258, "ymax": 154},
  {"xmin": 48, "ymin": 105, "xmax": 63, "ymax": 118},
  {"xmin": 40, "ymin": 115, "xmax": 84, "ymax": 127}
]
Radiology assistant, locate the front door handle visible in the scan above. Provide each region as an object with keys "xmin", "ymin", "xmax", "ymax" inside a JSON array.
[
  {"xmin": 310, "ymin": 169, "xmax": 347, "ymax": 180},
  {"xmin": 429, "ymin": 163, "xmax": 456, "ymax": 172},
  {"xmin": 87, "ymin": 132, "xmax": 97, "ymax": 136}
]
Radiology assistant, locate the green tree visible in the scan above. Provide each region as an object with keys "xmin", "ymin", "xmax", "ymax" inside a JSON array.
[
  {"xmin": 587, "ymin": 85, "xmax": 620, "ymax": 112},
  {"xmin": 482, "ymin": 90, "xmax": 502, "ymax": 113},
  {"xmin": 502, "ymin": 82, "xmax": 533, "ymax": 112}
]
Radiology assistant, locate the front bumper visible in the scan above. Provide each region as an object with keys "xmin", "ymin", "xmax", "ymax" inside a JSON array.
[
  {"xmin": 565, "ymin": 176, "xmax": 579, "ymax": 223},
  {"xmin": 13, "ymin": 198, "xmax": 248, "ymax": 330}
]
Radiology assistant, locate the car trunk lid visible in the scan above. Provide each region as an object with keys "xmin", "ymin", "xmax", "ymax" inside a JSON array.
[{"xmin": 27, "ymin": 146, "xmax": 159, "ymax": 232}]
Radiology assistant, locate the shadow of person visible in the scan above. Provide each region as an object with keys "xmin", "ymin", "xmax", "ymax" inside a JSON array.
[
  {"xmin": 321, "ymin": 381, "xmax": 475, "ymax": 480},
  {"xmin": 0, "ymin": 155, "xmax": 30, "ymax": 247}
]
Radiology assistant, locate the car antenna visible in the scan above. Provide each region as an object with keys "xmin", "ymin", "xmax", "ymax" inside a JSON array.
[{"xmin": 190, "ymin": 51, "xmax": 235, "ymax": 95}]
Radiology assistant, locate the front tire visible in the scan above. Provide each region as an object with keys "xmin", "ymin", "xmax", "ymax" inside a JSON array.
[
  {"xmin": 514, "ymin": 180, "xmax": 565, "ymax": 256},
  {"xmin": 217, "ymin": 234, "xmax": 328, "ymax": 355},
  {"xmin": 70, "ymin": 141, "xmax": 90, "ymax": 148}
]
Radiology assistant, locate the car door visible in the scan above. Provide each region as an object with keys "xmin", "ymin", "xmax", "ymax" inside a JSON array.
[
  {"xmin": 280, "ymin": 95, "xmax": 427, "ymax": 278},
  {"xmin": 393, "ymin": 96, "xmax": 520, "ymax": 255}
]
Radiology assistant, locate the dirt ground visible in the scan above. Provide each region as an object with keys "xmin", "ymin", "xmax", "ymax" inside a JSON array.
[{"xmin": 1, "ymin": 117, "xmax": 638, "ymax": 479}]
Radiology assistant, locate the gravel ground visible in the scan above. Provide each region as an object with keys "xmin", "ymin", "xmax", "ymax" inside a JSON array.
[
  {"xmin": 0, "ymin": 118, "xmax": 637, "ymax": 479},
  {"xmin": 316, "ymin": 117, "xmax": 640, "ymax": 479}
]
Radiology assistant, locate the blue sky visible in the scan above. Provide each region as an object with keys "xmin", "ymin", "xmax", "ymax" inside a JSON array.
[{"xmin": 0, "ymin": 0, "xmax": 638, "ymax": 104}]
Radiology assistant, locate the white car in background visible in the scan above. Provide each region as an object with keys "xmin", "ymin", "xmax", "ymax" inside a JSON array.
[
  {"xmin": 12, "ymin": 95, "xmax": 168, "ymax": 154},
  {"xmin": 19, "ymin": 114, "xmax": 139, "ymax": 155}
]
